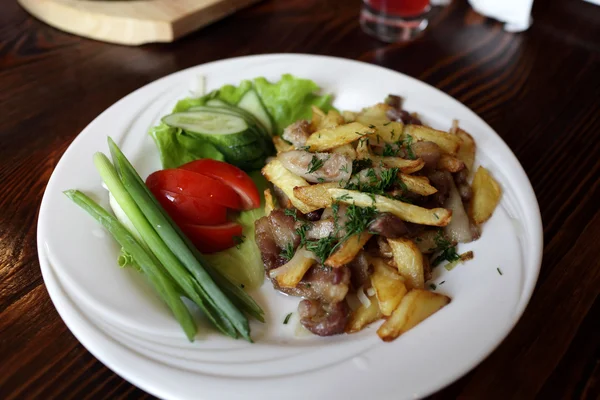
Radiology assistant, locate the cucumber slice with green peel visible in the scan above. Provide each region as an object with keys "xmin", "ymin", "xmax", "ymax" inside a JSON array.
[
  {"xmin": 188, "ymin": 105, "xmax": 270, "ymax": 139},
  {"xmin": 163, "ymin": 111, "xmax": 248, "ymax": 136},
  {"xmin": 237, "ymin": 90, "xmax": 273, "ymax": 136},
  {"xmin": 205, "ymin": 99, "xmax": 231, "ymax": 107}
]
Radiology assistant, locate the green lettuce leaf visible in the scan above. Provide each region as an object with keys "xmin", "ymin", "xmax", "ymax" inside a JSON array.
[
  {"xmin": 150, "ymin": 123, "xmax": 225, "ymax": 169},
  {"xmin": 253, "ymin": 74, "xmax": 334, "ymax": 133},
  {"xmin": 203, "ymin": 171, "xmax": 268, "ymax": 289}
]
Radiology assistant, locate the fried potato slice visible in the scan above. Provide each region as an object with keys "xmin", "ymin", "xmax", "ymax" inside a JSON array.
[
  {"xmin": 293, "ymin": 182, "xmax": 339, "ymax": 209},
  {"xmin": 380, "ymin": 157, "xmax": 425, "ymax": 174},
  {"xmin": 437, "ymin": 154, "xmax": 465, "ymax": 173},
  {"xmin": 264, "ymin": 188, "xmax": 277, "ymax": 215},
  {"xmin": 331, "ymin": 143, "xmax": 357, "ymax": 160},
  {"xmin": 329, "ymin": 188, "xmax": 452, "ymax": 227},
  {"xmin": 456, "ymin": 128, "xmax": 476, "ymax": 172},
  {"xmin": 346, "ymin": 294, "xmax": 382, "ymax": 333},
  {"xmin": 273, "ymin": 136, "xmax": 293, "ymax": 153},
  {"xmin": 310, "ymin": 106, "xmax": 326, "ymax": 131},
  {"xmin": 319, "ymin": 110, "xmax": 345, "ymax": 129},
  {"xmin": 370, "ymin": 257, "xmax": 408, "ymax": 316},
  {"xmin": 387, "ymin": 238, "xmax": 425, "ymax": 289},
  {"xmin": 306, "ymin": 122, "xmax": 375, "ymax": 151},
  {"xmin": 342, "ymin": 111, "xmax": 357, "ymax": 123},
  {"xmin": 262, "ymin": 160, "xmax": 314, "ymax": 214},
  {"xmin": 355, "ymin": 140, "xmax": 425, "ymax": 174},
  {"xmin": 377, "ymin": 289, "xmax": 451, "ymax": 342},
  {"xmin": 269, "ymin": 247, "xmax": 316, "ymax": 288},
  {"xmin": 469, "ymin": 166, "xmax": 502, "ymax": 224},
  {"xmin": 404, "ymin": 125, "xmax": 461, "ymax": 154},
  {"xmin": 399, "ymin": 174, "xmax": 437, "ymax": 196},
  {"xmin": 325, "ymin": 232, "xmax": 373, "ymax": 268}
]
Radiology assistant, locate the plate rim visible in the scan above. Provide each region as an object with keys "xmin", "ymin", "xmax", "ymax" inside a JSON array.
[{"xmin": 37, "ymin": 53, "xmax": 544, "ymax": 399}]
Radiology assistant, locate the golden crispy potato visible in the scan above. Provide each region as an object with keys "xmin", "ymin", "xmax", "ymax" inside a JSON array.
[
  {"xmin": 262, "ymin": 160, "xmax": 315, "ymax": 214},
  {"xmin": 293, "ymin": 182, "xmax": 339, "ymax": 209},
  {"xmin": 319, "ymin": 110, "xmax": 345, "ymax": 130},
  {"xmin": 264, "ymin": 188, "xmax": 277, "ymax": 215},
  {"xmin": 370, "ymin": 257, "xmax": 408, "ymax": 316},
  {"xmin": 329, "ymin": 188, "xmax": 452, "ymax": 227},
  {"xmin": 325, "ymin": 232, "xmax": 373, "ymax": 268},
  {"xmin": 342, "ymin": 111, "xmax": 357, "ymax": 123},
  {"xmin": 469, "ymin": 166, "xmax": 502, "ymax": 224},
  {"xmin": 306, "ymin": 122, "xmax": 375, "ymax": 151},
  {"xmin": 330, "ymin": 143, "xmax": 357, "ymax": 160},
  {"xmin": 413, "ymin": 230, "xmax": 440, "ymax": 254},
  {"xmin": 346, "ymin": 294, "xmax": 382, "ymax": 333},
  {"xmin": 456, "ymin": 128, "xmax": 476, "ymax": 172},
  {"xmin": 437, "ymin": 154, "xmax": 465, "ymax": 173},
  {"xmin": 268, "ymin": 247, "xmax": 316, "ymax": 288},
  {"xmin": 356, "ymin": 103, "xmax": 393, "ymax": 123},
  {"xmin": 404, "ymin": 125, "xmax": 461, "ymax": 154},
  {"xmin": 310, "ymin": 106, "xmax": 326, "ymax": 131},
  {"xmin": 387, "ymin": 238, "xmax": 425, "ymax": 289},
  {"xmin": 399, "ymin": 174, "xmax": 437, "ymax": 196},
  {"xmin": 273, "ymin": 136, "xmax": 293, "ymax": 153},
  {"xmin": 377, "ymin": 289, "xmax": 450, "ymax": 341},
  {"xmin": 381, "ymin": 157, "xmax": 425, "ymax": 174}
]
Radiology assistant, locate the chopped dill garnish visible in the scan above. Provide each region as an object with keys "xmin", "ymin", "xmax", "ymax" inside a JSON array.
[
  {"xmin": 284, "ymin": 208, "xmax": 298, "ymax": 220},
  {"xmin": 280, "ymin": 242, "xmax": 295, "ymax": 261},
  {"xmin": 283, "ymin": 313, "xmax": 292, "ymax": 324},
  {"xmin": 431, "ymin": 231, "xmax": 460, "ymax": 267},
  {"xmin": 307, "ymin": 155, "xmax": 326, "ymax": 173},
  {"xmin": 497, "ymin": 267, "xmax": 503, "ymax": 276},
  {"xmin": 305, "ymin": 235, "xmax": 337, "ymax": 263},
  {"xmin": 429, "ymin": 283, "xmax": 437, "ymax": 290}
]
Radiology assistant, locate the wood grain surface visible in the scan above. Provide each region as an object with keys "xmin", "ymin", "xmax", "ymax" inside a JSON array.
[{"xmin": 1, "ymin": 0, "xmax": 599, "ymax": 399}]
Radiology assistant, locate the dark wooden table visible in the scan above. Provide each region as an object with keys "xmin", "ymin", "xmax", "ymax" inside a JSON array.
[{"xmin": 1, "ymin": 0, "xmax": 599, "ymax": 399}]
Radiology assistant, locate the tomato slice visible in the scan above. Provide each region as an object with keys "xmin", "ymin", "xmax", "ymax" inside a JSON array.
[
  {"xmin": 180, "ymin": 159, "xmax": 260, "ymax": 210},
  {"xmin": 146, "ymin": 169, "xmax": 242, "ymax": 210},
  {"xmin": 152, "ymin": 189, "xmax": 228, "ymax": 226},
  {"xmin": 179, "ymin": 222, "xmax": 243, "ymax": 253}
]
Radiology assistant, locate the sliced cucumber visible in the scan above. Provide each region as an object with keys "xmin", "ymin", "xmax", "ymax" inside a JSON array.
[
  {"xmin": 163, "ymin": 111, "xmax": 247, "ymax": 136},
  {"xmin": 237, "ymin": 90, "xmax": 273, "ymax": 136},
  {"xmin": 205, "ymin": 99, "xmax": 230, "ymax": 108},
  {"xmin": 188, "ymin": 105, "xmax": 269, "ymax": 138}
]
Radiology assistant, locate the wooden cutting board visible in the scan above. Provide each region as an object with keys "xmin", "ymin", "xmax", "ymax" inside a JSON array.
[{"xmin": 18, "ymin": 0, "xmax": 263, "ymax": 45}]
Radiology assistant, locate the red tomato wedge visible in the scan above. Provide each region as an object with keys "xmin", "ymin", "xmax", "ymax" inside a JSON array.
[
  {"xmin": 179, "ymin": 222, "xmax": 243, "ymax": 253},
  {"xmin": 146, "ymin": 169, "xmax": 242, "ymax": 210},
  {"xmin": 152, "ymin": 189, "xmax": 228, "ymax": 226},
  {"xmin": 179, "ymin": 159, "xmax": 260, "ymax": 210}
]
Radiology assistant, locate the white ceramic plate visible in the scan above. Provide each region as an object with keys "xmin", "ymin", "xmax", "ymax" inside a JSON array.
[{"xmin": 38, "ymin": 54, "xmax": 543, "ymax": 400}]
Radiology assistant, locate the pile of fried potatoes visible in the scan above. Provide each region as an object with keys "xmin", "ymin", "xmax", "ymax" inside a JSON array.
[{"xmin": 262, "ymin": 102, "xmax": 502, "ymax": 341}]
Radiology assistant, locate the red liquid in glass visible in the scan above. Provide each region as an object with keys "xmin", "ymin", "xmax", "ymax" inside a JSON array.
[{"xmin": 366, "ymin": 0, "xmax": 430, "ymax": 18}]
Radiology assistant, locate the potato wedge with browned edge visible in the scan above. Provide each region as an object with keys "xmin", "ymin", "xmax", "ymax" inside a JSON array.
[
  {"xmin": 387, "ymin": 238, "xmax": 425, "ymax": 289},
  {"xmin": 329, "ymin": 188, "xmax": 452, "ymax": 227},
  {"xmin": 264, "ymin": 188, "xmax": 277, "ymax": 215},
  {"xmin": 377, "ymin": 290, "xmax": 450, "ymax": 342},
  {"xmin": 456, "ymin": 129, "xmax": 476, "ymax": 172},
  {"xmin": 370, "ymin": 257, "xmax": 408, "ymax": 316},
  {"xmin": 293, "ymin": 182, "xmax": 339, "ymax": 209},
  {"xmin": 469, "ymin": 166, "xmax": 502, "ymax": 224},
  {"xmin": 269, "ymin": 247, "xmax": 315, "ymax": 288},
  {"xmin": 346, "ymin": 294, "xmax": 382, "ymax": 333},
  {"xmin": 262, "ymin": 160, "xmax": 315, "ymax": 214},
  {"xmin": 325, "ymin": 232, "xmax": 372, "ymax": 268},
  {"xmin": 306, "ymin": 122, "xmax": 375, "ymax": 151}
]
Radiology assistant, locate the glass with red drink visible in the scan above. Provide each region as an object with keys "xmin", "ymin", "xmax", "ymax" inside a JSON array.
[{"xmin": 361, "ymin": 0, "xmax": 432, "ymax": 42}]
